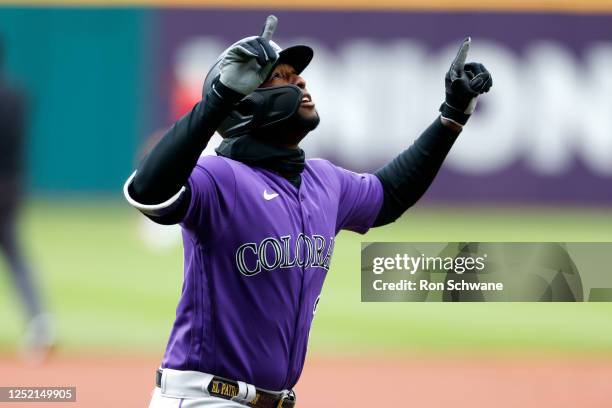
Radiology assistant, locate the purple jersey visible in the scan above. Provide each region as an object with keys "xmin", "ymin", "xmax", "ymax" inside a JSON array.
[{"xmin": 160, "ymin": 156, "xmax": 382, "ymax": 390}]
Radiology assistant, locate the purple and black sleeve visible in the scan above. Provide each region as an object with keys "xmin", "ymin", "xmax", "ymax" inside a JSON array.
[
  {"xmin": 125, "ymin": 79, "xmax": 242, "ymax": 224},
  {"xmin": 373, "ymin": 117, "xmax": 460, "ymax": 227}
]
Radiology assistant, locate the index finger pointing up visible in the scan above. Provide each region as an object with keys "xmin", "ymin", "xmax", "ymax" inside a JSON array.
[
  {"xmin": 449, "ymin": 37, "xmax": 471, "ymax": 77},
  {"xmin": 261, "ymin": 15, "xmax": 278, "ymax": 40}
]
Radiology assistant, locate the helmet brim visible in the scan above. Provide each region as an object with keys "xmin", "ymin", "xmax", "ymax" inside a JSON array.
[{"xmin": 275, "ymin": 45, "xmax": 313, "ymax": 75}]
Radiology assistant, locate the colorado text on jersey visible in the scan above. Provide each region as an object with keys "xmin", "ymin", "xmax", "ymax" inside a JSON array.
[{"xmin": 235, "ymin": 234, "xmax": 334, "ymax": 276}]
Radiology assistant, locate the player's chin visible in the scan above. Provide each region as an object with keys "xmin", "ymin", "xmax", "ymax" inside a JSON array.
[{"xmin": 298, "ymin": 107, "xmax": 320, "ymax": 131}]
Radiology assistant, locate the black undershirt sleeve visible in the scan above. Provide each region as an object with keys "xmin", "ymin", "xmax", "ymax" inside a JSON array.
[
  {"xmin": 372, "ymin": 117, "xmax": 460, "ymax": 227},
  {"xmin": 128, "ymin": 80, "xmax": 242, "ymax": 223}
]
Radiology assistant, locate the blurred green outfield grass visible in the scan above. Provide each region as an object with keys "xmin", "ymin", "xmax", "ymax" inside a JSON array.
[{"xmin": 1, "ymin": 200, "xmax": 612, "ymax": 357}]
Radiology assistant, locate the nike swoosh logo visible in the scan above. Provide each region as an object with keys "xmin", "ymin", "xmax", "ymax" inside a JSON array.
[{"xmin": 263, "ymin": 189, "xmax": 279, "ymax": 201}]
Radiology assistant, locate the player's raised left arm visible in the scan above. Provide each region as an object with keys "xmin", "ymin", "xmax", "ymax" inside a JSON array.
[{"xmin": 372, "ymin": 38, "xmax": 492, "ymax": 227}]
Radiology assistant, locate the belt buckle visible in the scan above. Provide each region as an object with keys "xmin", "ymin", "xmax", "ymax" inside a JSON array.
[{"xmin": 276, "ymin": 391, "xmax": 294, "ymax": 408}]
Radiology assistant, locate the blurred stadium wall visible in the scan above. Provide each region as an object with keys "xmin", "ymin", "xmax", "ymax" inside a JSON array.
[
  {"xmin": 1, "ymin": 2, "xmax": 611, "ymax": 204},
  {"xmin": 0, "ymin": 8, "xmax": 153, "ymax": 192}
]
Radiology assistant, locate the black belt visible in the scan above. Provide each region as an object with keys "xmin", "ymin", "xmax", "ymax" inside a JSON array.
[{"xmin": 155, "ymin": 369, "xmax": 296, "ymax": 408}]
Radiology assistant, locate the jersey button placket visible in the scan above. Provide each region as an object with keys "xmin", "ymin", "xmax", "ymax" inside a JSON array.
[{"xmin": 286, "ymin": 188, "xmax": 309, "ymax": 387}]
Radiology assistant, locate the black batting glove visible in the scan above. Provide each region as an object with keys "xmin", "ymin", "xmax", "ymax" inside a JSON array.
[
  {"xmin": 218, "ymin": 15, "xmax": 279, "ymax": 95},
  {"xmin": 439, "ymin": 37, "xmax": 492, "ymax": 126}
]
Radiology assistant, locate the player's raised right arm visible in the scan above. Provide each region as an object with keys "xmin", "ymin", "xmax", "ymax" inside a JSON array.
[
  {"xmin": 124, "ymin": 16, "xmax": 279, "ymax": 224},
  {"xmin": 124, "ymin": 81, "xmax": 242, "ymax": 224}
]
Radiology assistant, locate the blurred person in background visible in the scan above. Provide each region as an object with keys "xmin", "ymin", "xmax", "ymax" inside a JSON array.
[{"xmin": 0, "ymin": 36, "xmax": 54, "ymax": 361}]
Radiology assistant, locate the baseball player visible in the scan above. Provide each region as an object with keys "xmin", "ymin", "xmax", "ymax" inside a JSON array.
[
  {"xmin": 124, "ymin": 15, "xmax": 491, "ymax": 408},
  {"xmin": 0, "ymin": 37, "xmax": 54, "ymax": 361}
]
